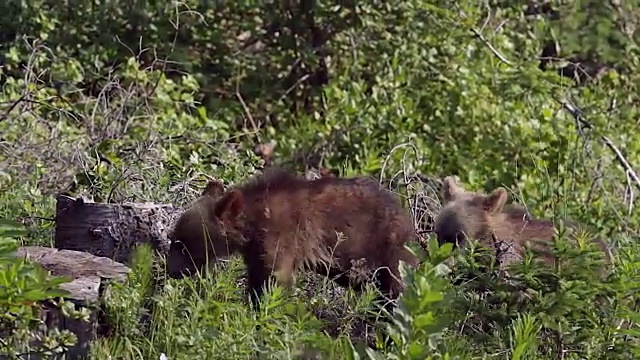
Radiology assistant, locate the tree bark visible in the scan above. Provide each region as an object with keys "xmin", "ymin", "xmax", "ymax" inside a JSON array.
[{"xmin": 54, "ymin": 195, "xmax": 184, "ymax": 265}]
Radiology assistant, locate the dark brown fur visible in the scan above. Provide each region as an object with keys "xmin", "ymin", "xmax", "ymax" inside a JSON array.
[
  {"xmin": 168, "ymin": 168, "xmax": 419, "ymax": 309},
  {"xmin": 433, "ymin": 176, "xmax": 613, "ymax": 268}
]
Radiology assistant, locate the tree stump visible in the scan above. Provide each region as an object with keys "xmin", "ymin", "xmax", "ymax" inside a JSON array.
[
  {"xmin": 54, "ymin": 195, "xmax": 184, "ymax": 265},
  {"xmin": 13, "ymin": 246, "xmax": 131, "ymax": 360}
]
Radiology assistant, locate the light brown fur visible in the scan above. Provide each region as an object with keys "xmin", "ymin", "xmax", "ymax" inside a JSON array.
[
  {"xmin": 167, "ymin": 168, "xmax": 419, "ymax": 310},
  {"xmin": 434, "ymin": 176, "xmax": 612, "ymax": 267}
]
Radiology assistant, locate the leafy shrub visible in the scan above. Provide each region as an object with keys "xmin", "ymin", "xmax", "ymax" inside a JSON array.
[{"xmin": 0, "ymin": 219, "xmax": 86, "ymax": 359}]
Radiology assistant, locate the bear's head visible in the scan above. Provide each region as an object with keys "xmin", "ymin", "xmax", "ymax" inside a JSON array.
[
  {"xmin": 433, "ymin": 176, "xmax": 509, "ymax": 249},
  {"xmin": 167, "ymin": 180, "xmax": 246, "ymax": 278}
]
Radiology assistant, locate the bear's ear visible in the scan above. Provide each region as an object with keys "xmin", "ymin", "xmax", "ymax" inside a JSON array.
[
  {"xmin": 202, "ymin": 180, "xmax": 225, "ymax": 198},
  {"xmin": 443, "ymin": 176, "xmax": 465, "ymax": 202},
  {"xmin": 483, "ymin": 187, "xmax": 508, "ymax": 213},
  {"xmin": 213, "ymin": 190, "xmax": 244, "ymax": 223}
]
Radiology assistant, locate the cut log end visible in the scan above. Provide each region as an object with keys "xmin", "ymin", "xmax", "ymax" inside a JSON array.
[{"xmin": 54, "ymin": 194, "xmax": 185, "ymax": 265}]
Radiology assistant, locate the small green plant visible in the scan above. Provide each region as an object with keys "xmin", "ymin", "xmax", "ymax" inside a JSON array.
[
  {"xmin": 445, "ymin": 223, "xmax": 640, "ymax": 359},
  {"xmin": 0, "ymin": 219, "xmax": 82, "ymax": 359},
  {"xmin": 346, "ymin": 239, "xmax": 461, "ymax": 360}
]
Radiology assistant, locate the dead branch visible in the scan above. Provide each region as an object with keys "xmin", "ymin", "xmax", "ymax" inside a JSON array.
[{"xmin": 558, "ymin": 98, "xmax": 640, "ymax": 193}]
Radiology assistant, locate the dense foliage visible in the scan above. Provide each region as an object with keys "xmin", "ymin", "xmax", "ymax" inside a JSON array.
[{"xmin": 1, "ymin": 1, "xmax": 640, "ymax": 359}]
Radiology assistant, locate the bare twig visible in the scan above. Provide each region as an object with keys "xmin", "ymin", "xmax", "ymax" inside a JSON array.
[
  {"xmin": 558, "ymin": 98, "xmax": 640, "ymax": 194},
  {"xmin": 602, "ymin": 136, "xmax": 640, "ymax": 192},
  {"xmin": 380, "ymin": 141, "xmax": 442, "ymax": 254},
  {"xmin": 470, "ymin": 28, "xmax": 513, "ymax": 66},
  {"xmin": 235, "ymin": 77, "xmax": 261, "ymax": 138},
  {"xmin": 0, "ymin": 94, "xmax": 28, "ymax": 123},
  {"xmin": 456, "ymin": 3, "xmax": 513, "ymax": 66}
]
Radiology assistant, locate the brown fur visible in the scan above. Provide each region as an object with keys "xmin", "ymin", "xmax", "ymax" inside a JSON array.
[
  {"xmin": 433, "ymin": 176, "xmax": 613, "ymax": 268},
  {"xmin": 167, "ymin": 168, "xmax": 419, "ymax": 309}
]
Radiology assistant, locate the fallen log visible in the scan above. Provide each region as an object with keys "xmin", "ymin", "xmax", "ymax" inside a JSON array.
[
  {"xmin": 54, "ymin": 195, "xmax": 184, "ymax": 265},
  {"xmin": 12, "ymin": 246, "xmax": 130, "ymax": 360}
]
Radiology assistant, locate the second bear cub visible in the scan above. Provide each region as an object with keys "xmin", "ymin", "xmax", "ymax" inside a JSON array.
[{"xmin": 433, "ymin": 176, "xmax": 612, "ymax": 267}]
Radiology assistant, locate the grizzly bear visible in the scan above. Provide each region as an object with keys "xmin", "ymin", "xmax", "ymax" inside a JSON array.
[
  {"xmin": 167, "ymin": 168, "xmax": 420, "ymax": 310},
  {"xmin": 433, "ymin": 176, "xmax": 613, "ymax": 268}
]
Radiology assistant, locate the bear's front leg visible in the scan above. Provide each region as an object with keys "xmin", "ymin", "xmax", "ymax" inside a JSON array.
[
  {"xmin": 244, "ymin": 253, "xmax": 268, "ymax": 311},
  {"xmin": 272, "ymin": 254, "xmax": 295, "ymax": 290}
]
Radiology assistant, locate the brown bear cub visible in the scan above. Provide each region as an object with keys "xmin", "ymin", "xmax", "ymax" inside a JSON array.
[
  {"xmin": 167, "ymin": 168, "xmax": 419, "ymax": 310},
  {"xmin": 433, "ymin": 176, "xmax": 612, "ymax": 268}
]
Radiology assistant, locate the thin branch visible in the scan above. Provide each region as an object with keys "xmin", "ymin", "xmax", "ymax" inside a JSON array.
[
  {"xmin": 602, "ymin": 136, "xmax": 640, "ymax": 192},
  {"xmin": 557, "ymin": 98, "xmax": 640, "ymax": 193},
  {"xmin": 235, "ymin": 78, "xmax": 260, "ymax": 138},
  {"xmin": 0, "ymin": 94, "xmax": 28, "ymax": 123},
  {"xmin": 455, "ymin": 3, "xmax": 513, "ymax": 66},
  {"xmin": 470, "ymin": 28, "xmax": 513, "ymax": 66}
]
